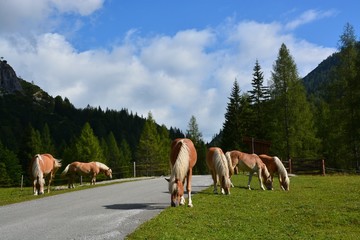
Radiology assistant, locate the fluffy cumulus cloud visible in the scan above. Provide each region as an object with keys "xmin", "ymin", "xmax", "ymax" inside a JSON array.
[{"xmin": 0, "ymin": 2, "xmax": 336, "ymax": 141}]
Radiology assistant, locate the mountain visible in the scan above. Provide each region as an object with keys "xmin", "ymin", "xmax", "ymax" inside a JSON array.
[
  {"xmin": 0, "ymin": 60, "xmax": 23, "ymax": 94},
  {"xmin": 302, "ymin": 52, "xmax": 340, "ymax": 97},
  {"xmin": 0, "ymin": 61, "xmax": 183, "ymax": 164}
]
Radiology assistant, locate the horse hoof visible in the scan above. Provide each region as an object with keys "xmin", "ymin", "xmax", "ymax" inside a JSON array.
[{"xmin": 188, "ymin": 204, "xmax": 193, "ymax": 208}]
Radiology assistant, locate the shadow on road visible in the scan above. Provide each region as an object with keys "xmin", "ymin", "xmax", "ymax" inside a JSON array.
[{"xmin": 103, "ymin": 202, "xmax": 168, "ymax": 210}]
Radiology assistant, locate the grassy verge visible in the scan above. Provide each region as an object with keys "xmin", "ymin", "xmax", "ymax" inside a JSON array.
[
  {"xmin": 0, "ymin": 177, "xmax": 141, "ymax": 206},
  {"xmin": 126, "ymin": 174, "xmax": 360, "ymax": 240}
]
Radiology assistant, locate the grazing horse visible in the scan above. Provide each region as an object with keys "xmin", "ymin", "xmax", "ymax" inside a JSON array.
[
  {"xmin": 206, "ymin": 147, "xmax": 231, "ymax": 195},
  {"xmin": 30, "ymin": 154, "xmax": 62, "ymax": 195},
  {"xmin": 61, "ymin": 161, "xmax": 112, "ymax": 188},
  {"xmin": 259, "ymin": 154, "xmax": 290, "ymax": 191},
  {"xmin": 167, "ymin": 138, "xmax": 197, "ymax": 207},
  {"xmin": 225, "ymin": 150, "xmax": 273, "ymax": 190}
]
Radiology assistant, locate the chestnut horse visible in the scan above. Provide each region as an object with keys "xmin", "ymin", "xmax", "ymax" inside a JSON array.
[
  {"xmin": 259, "ymin": 154, "xmax": 290, "ymax": 191},
  {"xmin": 167, "ymin": 138, "xmax": 197, "ymax": 207},
  {"xmin": 206, "ymin": 147, "xmax": 231, "ymax": 195},
  {"xmin": 61, "ymin": 161, "xmax": 112, "ymax": 188},
  {"xmin": 30, "ymin": 154, "xmax": 62, "ymax": 195},
  {"xmin": 225, "ymin": 150, "xmax": 273, "ymax": 190}
]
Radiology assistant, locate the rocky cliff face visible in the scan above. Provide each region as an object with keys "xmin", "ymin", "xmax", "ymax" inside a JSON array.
[{"xmin": 0, "ymin": 60, "xmax": 23, "ymax": 94}]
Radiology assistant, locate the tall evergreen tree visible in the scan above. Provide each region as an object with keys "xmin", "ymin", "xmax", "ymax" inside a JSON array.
[
  {"xmin": 186, "ymin": 115, "xmax": 202, "ymax": 145},
  {"xmin": 326, "ymin": 23, "xmax": 360, "ymax": 168},
  {"xmin": 74, "ymin": 122, "xmax": 105, "ymax": 163},
  {"xmin": 185, "ymin": 116, "xmax": 206, "ymax": 174},
  {"xmin": 248, "ymin": 60, "xmax": 270, "ymax": 139},
  {"xmin": 41, "ymin": 123, "xmax": 55, "ymax": 155},
  {"xmin": 106, "ymin": 132, "xmax": 121, "ymax": 169},
  {"xmin": 270, "ymin": 43, "xmax": 320, "ymax": 160},
  {"xmin": 119, "ymin": 138, "xmax": 132, "ymax": 177},
  {"xmin": 136, "ymin": 112, "xmax": 162, "ymax": 176},
  {"xmin": 221, "ymin": 79, "xmax": 246, "ymax": 152}
]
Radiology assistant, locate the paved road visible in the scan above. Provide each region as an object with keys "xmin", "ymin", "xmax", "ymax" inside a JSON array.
[{"xmin": 0, "ymin": 175, "xmax": 212, "ymax": 240}]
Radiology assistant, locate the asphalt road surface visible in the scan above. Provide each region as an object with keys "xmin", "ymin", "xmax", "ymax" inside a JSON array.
[{"xmin": 0, "ymin": 175, "xmax": 212, "ymax": 240}]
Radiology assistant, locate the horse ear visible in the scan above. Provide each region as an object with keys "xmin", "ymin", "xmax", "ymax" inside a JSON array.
[{"xmin": 165, "ymin": 178, "xmax": 170, "ymax": 182}]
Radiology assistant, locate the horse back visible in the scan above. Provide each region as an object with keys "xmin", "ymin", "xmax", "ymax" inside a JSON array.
[
  {"xmin": 258, "ymin": 154, "xmax": 277, "ymax": 174},
  {"xmin": 234, "ymin": 151, "xmax": 259, "ymax": 171}
]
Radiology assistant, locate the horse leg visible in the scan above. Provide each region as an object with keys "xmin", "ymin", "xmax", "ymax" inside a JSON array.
[
  {"xmin": 186, "ymin": 170, "xmax": 193, "ymax": 207},
  {"xmin": 47, "ymin": 174, "xmax": 52, "ymax": 193},
  {"xmin": 211, "ymin": 171, "xmax": 218, "ymax": 194},
  {"xmin": 258, "ymin": 169, "xmax": 265, "ymax": 190},
  {"xmin": 33, "ymin": 179, "xmax": 38, "ymax": 195},
  {"xmin": 247, "ymin": 172, "xmax": 254, "ymax": 190},
  {"xmin": 39, "ymin": 177, "xmax": 44, "ymax": 195}
]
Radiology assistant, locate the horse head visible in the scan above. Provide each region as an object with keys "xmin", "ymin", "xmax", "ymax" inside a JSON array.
[
  {"xmin": 281, "ymin": 176, "xmax": 290, "ymax": 191},
  {"xmin": 167, "ymin": 178, "xmax": 184, "ymax": 207},
  {"xmin": 221, "ymin": 176, "xmax": 231, "ymax": 195},
  {"xmin": 105, "ymin": 168, "xmax": 113, "ymax": 179}
]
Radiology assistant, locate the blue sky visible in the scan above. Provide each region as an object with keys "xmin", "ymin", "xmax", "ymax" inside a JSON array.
[{"xmin": 0, "ymin": 0, "xmax": 359, "ymax": 142}]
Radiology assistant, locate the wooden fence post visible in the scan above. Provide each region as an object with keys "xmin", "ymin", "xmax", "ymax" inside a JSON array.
[
  {"xmin": 289, "ymin": 158, "xmax": 292, "ymax": 174},
  {"xmin": 322, "ymin": 159, "xmax": 326, "ymax": 176}
]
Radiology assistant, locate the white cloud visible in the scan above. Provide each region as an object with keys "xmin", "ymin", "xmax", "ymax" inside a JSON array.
[
  {"xmin": 0, "ymin": 7, "xmax": 337, "ymax": 142},
  {"xmin": 0, "ymin": 0, "xmax": 104, "ymax": 33},
  {"xmin": 285, "ymin": 9, "xmax": 338, "ymax": 30}
]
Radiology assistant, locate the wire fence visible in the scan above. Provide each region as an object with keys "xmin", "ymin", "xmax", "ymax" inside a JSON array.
[{"xmin": 16, "ymin": 162, "xmax": 171, "ymax": 189}]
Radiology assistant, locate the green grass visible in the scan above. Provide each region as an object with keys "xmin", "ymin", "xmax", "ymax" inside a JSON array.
[
  {"xmin": 126, "ymin": 174, "xmax": 360, "ymax": 240},
  {"xmin": 0, "ymin": 184, "xmax": 100, "ymax": 206},
  {"xmin": 0, "ymin": 178, "xmax": 136, "ymax": 206}
]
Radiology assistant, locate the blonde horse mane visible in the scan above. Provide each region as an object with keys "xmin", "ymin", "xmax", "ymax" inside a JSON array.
[
  {"xmin": 273, "ymin": 157, "xmax": 288, "ymax": 177},
  {"xmin": 170, "ymin": 139, "xmax": 190, "ymax": 184},
  {"xmin": 95, "ymin": 162, "xmax": 110, "ymax": 170},
  {"xmin": 273, "ymin": 156, "xmax": 290, "ymax": 188}
]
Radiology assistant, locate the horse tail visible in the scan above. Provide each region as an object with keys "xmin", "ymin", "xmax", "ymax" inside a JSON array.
[
  {"xmin": 61, "ymin": 164, "xmax": 70, "ymax": 177},
  {"xmin": 54, "ymin": 158, "xmax": 62, "ymax": 169},
  {"xmin": 32, "ymin": 154, "xmax": 43, "ymax": 179},
  {"xmin": 225, "ymin": 152, "xmax": 234, "ymax": 177},
  {"xmin": 214, "ymin": 149, "xmax": 229, "ymax": 179}
]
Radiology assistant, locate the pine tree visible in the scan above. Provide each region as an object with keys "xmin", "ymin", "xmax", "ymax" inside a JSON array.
[
  {"xmin": 75, "ymin": 122, "xmax": 105, "ymax": 163},
  {"xmin": 186, "ymin": 115, "xmax": 202, "ymax": 145},
  {"xmin": 248, "ymin": 60, "xmax": 270, "ymax": 139},
  {"xmin": 185, "ymin": 116, "xmax": 206, "ymax": 174},
  {"xmin": 119, "ymin": 139, "xmax": 132, "ymax": 177},
  {"xmin": 221, "ymin": 79, "xmax": 246, "ymax": 152},
  {"xmin": 136, "ymin": 112, "xmax": 161, "ymax": 176},
  {"xmin": 41, "ymin": 123, "xmax": 55, "ymax": 155},
  {"xmin": 270, "ymin": 43, "xmax": 320, "ymax": 160},
  {"xmin": 106, "ymin": 132, "xmax": 121, "ymax": 169}
]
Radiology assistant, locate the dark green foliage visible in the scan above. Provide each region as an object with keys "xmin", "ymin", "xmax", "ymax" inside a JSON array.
[
  {"xmin": 221, "ymin": 80, "xmax": 247, "ymax": 152},
  {"xmin": 269, "ymin": 43, "xmax": 320, "ymax": 160},
  {"xmin": 136, "ymin": 112, "xmax": 169, "ymax": 176},
  {"xmin": 0, "ymin": 142, "xmax": 22, "ymax": 186}
]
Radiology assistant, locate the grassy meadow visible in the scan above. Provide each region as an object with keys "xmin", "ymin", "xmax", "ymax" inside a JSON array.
[{"xmin": 127, "ymin": 174, "xmax": 359, "ymax": 240}]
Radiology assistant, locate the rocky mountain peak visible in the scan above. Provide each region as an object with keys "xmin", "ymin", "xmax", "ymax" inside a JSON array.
[{"xmin": 0, "ymin": 59, "xmax": 23, "ymax": 94}]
